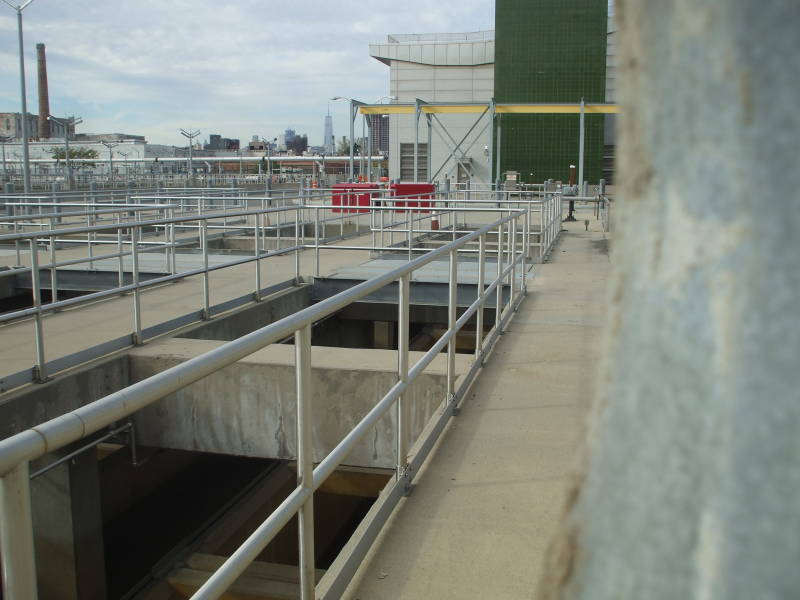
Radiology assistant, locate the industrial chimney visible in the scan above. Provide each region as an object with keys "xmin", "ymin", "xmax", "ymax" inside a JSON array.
[{"xmin": 36, "ymin": 43, "xmax": 51, "ymax": 139}]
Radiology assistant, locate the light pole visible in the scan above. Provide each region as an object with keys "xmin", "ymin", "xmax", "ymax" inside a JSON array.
[
  {"xmin": 262, "ymin": 136, "xmax": 277, "ymax": 177},
  {"xmin": 101, "ymin": 141, "xmax": 118, "ymax": 185},
  {"xmin": 2, "ymin": 0, "xmax": 38, "ymax": 193},
  {"xmin": 48, "ymin": 115, "xmax": 81, "ymax": 190},
  {"xmin": 180, "ymin": 128, "xmax": 200, "ymax": 184}
]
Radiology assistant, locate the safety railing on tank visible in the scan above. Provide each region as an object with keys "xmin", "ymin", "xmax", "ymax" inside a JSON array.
[
  {"xmin": 0, "ymin": 209, "xmax": 528, "ymax": 600},
  {"xmin": 0, "ymin": 189, "xmax": 559, "ymax": 389}
]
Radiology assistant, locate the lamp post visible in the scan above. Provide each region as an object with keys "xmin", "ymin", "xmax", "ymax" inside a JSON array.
[
  {"xmin": 262, "ymin": 136, "xmax": 277, "ymax": 178},
  {"xmin": 180, "ymin": 128, "xmax": 200, "ymax": 185},
  {"xmin": 48, "ymin": 115, "xmax": 81, "ymax": 190},
  {"xmin": 2, "ymin": 0, "xmax": 38, "ymax": 193},
  {"xmin": 100, "ymin": 141, "xmax": 118, "ymax": 185}
]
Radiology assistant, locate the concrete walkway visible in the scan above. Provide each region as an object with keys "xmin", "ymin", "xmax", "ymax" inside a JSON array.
[
  {"xmin": 344, "ymin": 218, "xmax": 610, "ymax": 599},
  {"xmin": 0, "ymin": 234, "xmax": 374, "ymax": 381}
]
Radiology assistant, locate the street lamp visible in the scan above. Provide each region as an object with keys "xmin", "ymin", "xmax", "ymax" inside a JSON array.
[
  {"xmin": 179, "ymin": 128, "xmax": 200, "ymax": 183},
  {"xmin": 100, "ymin": 141, "xmax": 118, "ymax": 185},
  {"xmin": 48, "ymin": 115, "xmax": 81, "ymax": 190},
  {"xmin": 2, "ymin": 0, "xmax": 38, "ymax": 193}
]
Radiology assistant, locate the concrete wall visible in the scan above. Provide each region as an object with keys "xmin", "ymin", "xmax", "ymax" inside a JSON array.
[
  {"xmin": 541, "ymin": 2, "xmax": 800, "ymax": 599},
  {"xmin": 129, "ymin": 339, "xmax": 468, "ymax": 469},
  {"xmin": 178, "ymin": 285, "xmax": 310, "ymax": 342},
  {"xmin": 0, "ymin": 355, "xmax": 130, "ymax": 437}
]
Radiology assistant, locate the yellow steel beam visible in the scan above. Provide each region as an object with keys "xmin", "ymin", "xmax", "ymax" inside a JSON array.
[
  {"xmin": 421, "ymin": 105, "xmax": 489, "ymax": 114},
  {"xmin": 496, "ymin": 104, "xmax": 618, "ymax": 114},
  {"xmin": 359, "ymin": 103, "xmax": 618, "ymax": 115},
  {"xmin": 359, "ymin": 106, "xmax": 415, "ymax": 115}
]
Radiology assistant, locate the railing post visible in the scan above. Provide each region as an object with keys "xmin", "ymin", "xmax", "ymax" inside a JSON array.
[
  {"xmin": 201, "ymin": 219, "xmax": 210, "ymax": 320},
  {"xmin": 169, "ymin": 207, "xmax": 177, "ymax": 275},
  {"xmin": 0, "ymin": 463, "xmax": 38, "ymax": 599},
  {"xmin": 496, "ymin": 223, "xmax": 504, "ymax": 332},
  {"xmin": 116, "ymin": 216, "xmax": 124, "ymax": 289},
  {"xmin": 380, "ymin": 205, "xmax": 385, "ymax": 250},
  {"xmin": 254, "ymin": 215, "xmax": 262, "ymax": 301},
  {"xmin": 510, "ymin": 217, "xmax": 517, "ymax": 307},
  {"xmin": 407, "ymin": 209, "xmax": 413, "ymax": 262},
  {"xmin": 131, "ymin": 226, "xmax": 143, "ymax": 344},
  {"xmin": 447, "ymin": 249, "xmax": 457, "ymax": 402},
  {"xmin": 29, "ymin": 238, "xmax": 46, "ymax": 382},
  {"xmin": 476, "ymin": 234, "xmax": 485, "ymax": 359},
  {"xmin": 314, "ymin": 207, "xmax": 320, "ymax": 278},
  {"xmin": 521, "ymin": 212, "xmax": 528, "ymax": 294},
  {"xmin": 49, "ymin": 217, "xmax": 57, "ymax": 304},
  {"xmin": 294, "ymin": 324, "xmax": 316, "ymax": 600},
  {"xmin": 14, "ymin": 215, "xmax": 21, "ymax": 267},
  {"xmin": 295, "ymin": 208, "xmax": 301, "ymax": 283},
  {"xmin": 397, "ymin": 273, "xmax": 410, "ymax": 477}
]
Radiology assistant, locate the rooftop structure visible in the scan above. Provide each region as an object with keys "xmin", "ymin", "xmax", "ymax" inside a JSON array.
[{"xmin": 369, "ymin": 31, "xmax": 494, "ymax": 183}]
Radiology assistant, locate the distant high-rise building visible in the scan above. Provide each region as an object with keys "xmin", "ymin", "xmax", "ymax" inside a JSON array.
[
  {"xmin": 323, "ymin": 115, "xmax": 334, "ymax": 154},
  {"xmin": 371, "ymin": 114, "xmax": 389, "ymax": 156},
  {"xmin": 204, "ymin": 134, "xmax": 239, "ymax": 151},
  {"xmin": 284, "ymin": 128, "xmax": 296, "ymax": 143}
]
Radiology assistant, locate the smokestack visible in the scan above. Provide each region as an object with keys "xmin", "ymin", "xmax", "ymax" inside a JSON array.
[{"xmin": 37, "ymin": 43, "xmax": 50, "ymax": 139}]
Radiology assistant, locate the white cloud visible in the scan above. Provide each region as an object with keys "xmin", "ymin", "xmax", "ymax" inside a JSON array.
[{"xmin": 0, "ymin": 0, "xmax": 494, "ymax": 145}]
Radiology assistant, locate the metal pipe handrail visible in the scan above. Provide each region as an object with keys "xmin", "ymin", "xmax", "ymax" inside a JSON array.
[
  {"xmin": 0, "ymin": 210, "xmax": 521, "ymax": 475},
  {"xmin": 0, "ymin": 205, "xmax": 178, "ymax": 222},
  {"xmin": 0, "ymin": 208, "xmax": 529, "ymax": 600},
  {"xmin": 0, "ymin": 194, "xmax": 556, "ymax": 388}
]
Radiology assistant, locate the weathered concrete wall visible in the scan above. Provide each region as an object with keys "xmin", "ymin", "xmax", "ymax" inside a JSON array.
[
  {"xmin": 31, "ymin": 450, "xmax": 106, "ymax": 600},
  {"xmin": 129, "ymin": 339, "xmax": 468, "ymax": 469},
  {"xmin": 542, "ymin": 2, "xmax": 800, "ymax": 599},
  {"xmin": 178, "ymin": 285, "xmax": 311, "ymax": 342},
  {"xmin": 0, "ymin": 355, "xmax": 129, "ymax": 438}
]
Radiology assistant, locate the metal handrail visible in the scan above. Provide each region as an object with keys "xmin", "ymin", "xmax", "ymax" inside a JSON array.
[
  {"xmin": 0, "ymin": 191, "xmax": 558, "ymax": 385},
  {"xmin": 0, "ymin": 209, "xmax": 530, "ymax": 600}
]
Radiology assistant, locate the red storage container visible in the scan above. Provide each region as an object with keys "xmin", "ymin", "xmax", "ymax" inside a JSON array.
[
  {"xmin": 332, "ymin": 183, "xmax": 381, "ymax": 214},
  {"xmin": 390, "ymin": 183, "xmax": 435, "ymax": 213}
]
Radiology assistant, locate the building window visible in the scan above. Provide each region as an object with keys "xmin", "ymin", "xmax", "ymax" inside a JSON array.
[{"xmin": 399, "ymin": 143, "xmax": 428, "ymax": 181}]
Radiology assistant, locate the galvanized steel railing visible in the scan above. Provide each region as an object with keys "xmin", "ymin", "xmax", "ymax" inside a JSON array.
[
  {"xmin": 0, "ymin": 189, "xmax": 561, "ymax": 388},
  {"xmin": 0, "ymin": 208, "xmax": 539, "ymax": 599}
]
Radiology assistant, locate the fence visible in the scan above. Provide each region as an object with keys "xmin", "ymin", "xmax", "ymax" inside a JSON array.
[{"xmin": 0, "ymin": 207, "xmax": 536, "ymax": 599}]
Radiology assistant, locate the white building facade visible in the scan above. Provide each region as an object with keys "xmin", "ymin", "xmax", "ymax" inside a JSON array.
[{"xmin": 369, "ymin": 31, "xmax": 494, "ymax": 184}]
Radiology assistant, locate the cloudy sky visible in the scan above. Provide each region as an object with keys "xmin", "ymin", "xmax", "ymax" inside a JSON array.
[{"xmin": 0, "ymin": 0, "xmax": 494, "ymax": 146}]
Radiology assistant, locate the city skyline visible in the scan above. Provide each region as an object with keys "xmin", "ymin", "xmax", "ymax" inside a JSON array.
[{"xmin": 0, "ymin": 0, "xmax": 493, "ymax": 147}]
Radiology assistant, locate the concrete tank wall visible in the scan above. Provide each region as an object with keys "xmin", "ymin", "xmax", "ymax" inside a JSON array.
[{"xmin": 129, "ymin": 339, "xmax": 468, "ymax": 469}]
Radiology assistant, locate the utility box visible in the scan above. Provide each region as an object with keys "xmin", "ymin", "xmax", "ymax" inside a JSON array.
[
  {"xmin": 503, "ymin": 171, "xmax": 519, "ymax": 191},
  {"xmin": 390, "ymin": 182, "xmax": 435, "ymax": 213},
  {"xmin": 332, "ymin": 183, "xmax": 381, "ymax": 214}
]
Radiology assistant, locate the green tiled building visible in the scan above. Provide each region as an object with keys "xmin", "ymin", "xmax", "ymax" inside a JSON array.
[{"xmin": 494, "ymin": 0, "xmax": 608, "ymax": 183}]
